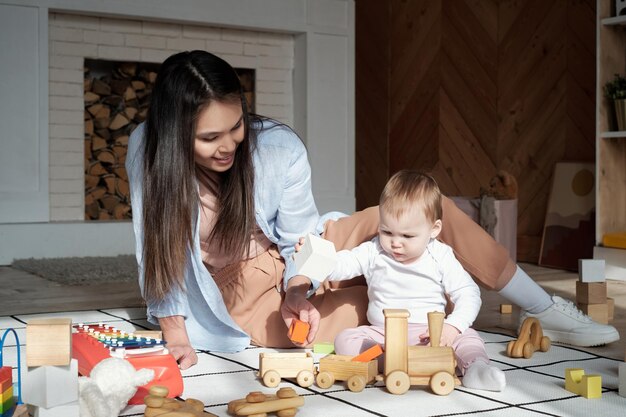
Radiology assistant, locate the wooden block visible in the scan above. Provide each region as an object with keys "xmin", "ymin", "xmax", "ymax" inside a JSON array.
[
  {"xmin": 313, "ymin": 342, "xmax": 335, "ymax": 354},
  {"xmin": 578, "ymin": 259, "xmax": 605, "ymax": 282},
  {"xmin": 500, "ymin": 304, "xmax": 513, "ymax": 314},
  {"xmin": 565, "ymin": 368, "xmax": 602, "ymax": 398},
  {"xmin": 293, "ymin": 233, "xmax": 337, "ymax": 283},
  {"xmin": 318, "ymin": 354, "xmax": 378, "ymax": 384},
  {"xmin": 22, "ymin": 359, "xmax": 78, "ymax": 409},
  {"xmin": 287, "ymin": 319, "xmax": 310, "ymax": 344},
  {"xmin": 258, "ymin": 352, "xmax": 315, "ymax": 380},
  {"xmin": 565, "ymin": 368, "xmax": 585, "ymax": 395},
  {"xmin": 619, "ymin": 362, "xmax": 626, "ymax": 398},
  {"xmin": 0, "ymin": 367, "xmax": 11, "ymax": 392},
  {"xmin": 608, "ymin": 297, "xmax": 614, "ymax": 321},
  {"xmin": 143, "ymin": 385, "xmax": 216, "ymax": 417},
  {"xmin": 26, "ymin": 318, "xmax": 72, "ymax": 367},
  {"xmin": 580, "ymin": 375, "xmax": 602, "ymax": 399},
  {"xmin": 0, "ymin": 395, "xmax": 14, "ymax": 414},
  {"xmin": 575, "ymin": 281, "xmax": 607, "ymax": 305},
  {"xmin": 351, "ymin": 344, "xmax": 383, "ymax": 362},
  {"xmin": 577, "ymin": 303, "xmax": 609, "ymax": 324},
  {"xmin": 384, "ymin": 309, "xmax": 409, "ymax": 375},
  {"xmin": 229, "ymin": 391, "xmax": 304, "ymax": 416},
  {"xmin": 0, "ymin": 386, "xmax": 12, "ymax": 403},
  {"xmin": 407, "ymin": 346, "xmax": 456, "ymax": 376}
]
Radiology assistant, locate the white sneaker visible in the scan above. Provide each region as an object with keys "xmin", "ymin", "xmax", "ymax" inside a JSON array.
[{"xmin": 518, "ymin": 296, "xmax": 620, "ymax": 347}]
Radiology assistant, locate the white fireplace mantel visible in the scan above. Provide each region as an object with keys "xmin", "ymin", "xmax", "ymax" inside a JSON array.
[{"xmin": 0, "ymin": 0, "xmax": 354, "ymax": 264}]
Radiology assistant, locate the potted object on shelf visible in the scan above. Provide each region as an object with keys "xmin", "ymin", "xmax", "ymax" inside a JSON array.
[{"xmin": 603, "ymin": 73, "xmax": 626, "ymax": 131}]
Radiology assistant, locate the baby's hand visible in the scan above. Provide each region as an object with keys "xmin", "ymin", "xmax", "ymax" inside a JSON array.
[
  {"xmin": 292, "ymin": 236, "xmax": 306, "ymax": 259},
  {"xmin": 438, "ymin": 323, "xmax": 461, "ymax": 346},
  {"xmin": 418, "ymin": 323, "xmax": 461, "ymax": 347}
]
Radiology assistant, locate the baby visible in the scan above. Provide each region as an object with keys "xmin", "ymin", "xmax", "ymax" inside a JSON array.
[{"xmin": 306, "ymin": 170, "xmax": 505, "ymax": 392}]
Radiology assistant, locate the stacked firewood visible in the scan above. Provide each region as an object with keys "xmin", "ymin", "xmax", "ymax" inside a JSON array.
[{"xmin": 84, "ymin": 62, "xmax": 157, "ymax": 220}]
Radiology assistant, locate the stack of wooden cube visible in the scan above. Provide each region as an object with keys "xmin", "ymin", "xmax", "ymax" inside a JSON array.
[
  {"xmin": 576, "ymin": 259, "xmax": 613, "ymax": 324},
  {"xmin": 23, "ymin": 318, "xmax": 79, "ymax": 416},
  {"xmin": 0, "ymin": 366, "xmax": 14, "ymax": 417}
]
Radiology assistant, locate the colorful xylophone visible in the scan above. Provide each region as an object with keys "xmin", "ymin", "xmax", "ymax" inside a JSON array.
[{"xmin": 72, "ymin": 324, "xmax": 183, "ymax": 404}]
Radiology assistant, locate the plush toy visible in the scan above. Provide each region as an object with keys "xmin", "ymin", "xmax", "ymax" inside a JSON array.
[
  {"xmin": 480, "ymin": 170, "xmax": 518, "ymax": 200},
  {"xmin": 79, "ymin": 357, "xmax": 154, "ymax": 417}
]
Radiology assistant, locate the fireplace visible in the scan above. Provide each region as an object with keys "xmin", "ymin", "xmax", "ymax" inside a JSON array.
[
  {"xmin": 82, "ymin": 58, "xmax": 255, "ymax": 221},
  {"xmin": 0, "ymin": 0, "xmax": 354, "ymax": 264},
  {"xmin": 50, "ymin": 12, "xmax": 291, "ymax": 222}
]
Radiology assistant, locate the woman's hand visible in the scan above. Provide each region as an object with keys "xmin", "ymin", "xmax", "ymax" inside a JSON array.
[
  {"xmin": 280, "ymin": 275, "xmax": 320, "ymax": 347},
  {"xmin": 158, "ymin": 315, "xmax": 198, "ymax": 370},
  {"xmin": 419, "ymin": 323, "xmax": 461, "ymax": 347}
]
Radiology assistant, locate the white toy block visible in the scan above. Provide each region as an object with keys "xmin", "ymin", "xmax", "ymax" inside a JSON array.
[
  {"xmin": 578, "ymin": 259, "xmax": 605, "ymax": 283},
  {"xmin": 293, "ymin": 233, "xmax": 337, "ymax": 283},
  {"xmin": 31, "ymin": 400, "xmax": 79, "ymax": 417},
  {"xmin": 619, "ymin": 362, "xmax": 626, "ymax": 398},
  {"xmin": 22, "ymin": 359, "xmax": 78, "ymax": 408}
]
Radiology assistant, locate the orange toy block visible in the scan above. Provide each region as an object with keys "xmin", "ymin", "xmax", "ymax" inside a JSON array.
[
  {"xmin": 351, "ymin": 344, "xmax": 383, "ymax": 362},
  {"xmin": 288, "ymin": 320, "xmax": 310, "ymax": 344}
]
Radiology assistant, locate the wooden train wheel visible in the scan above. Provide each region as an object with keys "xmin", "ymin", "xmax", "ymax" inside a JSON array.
[
  {"xmin": 296, "ymin": 369, "xmax": 315, "ymax": 387},
  {"xmin": 430, "ymin": 371, "xmax": 454, "ymax": 395},
  {"xmin": 316, "ymin": 371, "xmax": 335, "ymax": 389},
  {"xmin": 385, "ymin": 370, "xmax": 410, "ymax": 395},
  {"xmin": 263, "ymin": 370, "xmax": 280, "ymax": 387},
  {"xmin": 347, "ymin": 375, "xmax": 366, "ymax": 392}
]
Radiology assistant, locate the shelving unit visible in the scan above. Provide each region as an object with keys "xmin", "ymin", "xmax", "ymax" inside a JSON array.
[{"xmin": 594, "ymin": 0, "xmax": 626, "ymax": 280}]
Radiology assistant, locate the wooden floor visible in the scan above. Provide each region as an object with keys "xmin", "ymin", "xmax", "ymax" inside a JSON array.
[{"xmin": 1, "ymin": 262, "xmax": 624, "ymax": 360}]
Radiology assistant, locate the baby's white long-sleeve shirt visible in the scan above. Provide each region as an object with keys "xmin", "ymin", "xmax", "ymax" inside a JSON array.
[{"xmin": 325, "ymin": 237, "xmax": 481, "ymax": 332}]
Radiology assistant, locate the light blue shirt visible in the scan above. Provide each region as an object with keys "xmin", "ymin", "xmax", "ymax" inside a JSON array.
[{"xmin": 126, "ymin": 120, "xmax": 342, "ymax": 352}]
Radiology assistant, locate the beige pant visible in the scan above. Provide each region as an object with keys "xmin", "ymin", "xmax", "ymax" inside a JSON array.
[{"xmin": 214, "ymin": 197, "xmax": 516, "ymax": 348}]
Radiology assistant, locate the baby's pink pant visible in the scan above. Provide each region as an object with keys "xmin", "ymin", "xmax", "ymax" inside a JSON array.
[{"xmin": 334, "ymin": 324, "xmax": 490, "ymax": 375}]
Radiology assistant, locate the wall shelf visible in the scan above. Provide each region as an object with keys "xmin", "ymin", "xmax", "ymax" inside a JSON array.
[
  {"xmin": 595, "ymin": 0, "xmax": 626, "ymax": 280},
  {"xmin": 600, "ymin": 131, "xmax": 626, "ymax": 138}
]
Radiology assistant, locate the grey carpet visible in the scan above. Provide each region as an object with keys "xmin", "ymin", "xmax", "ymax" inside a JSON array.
[{"xmin": 11, "ymin": 255, "xmax": 138, "ymax": 285}]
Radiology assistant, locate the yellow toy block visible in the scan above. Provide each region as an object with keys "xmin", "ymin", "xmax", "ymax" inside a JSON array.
[
  {"xmin": 581, "ymin": 375, "xmax": 602, "ymax": 399},
  {"xmin": 565, "ymin": 368, "xmax": 602, "ymax": 399},
  {"xmin": 0, "ymin": 386, "xmax": 12, "ymax": 403}
]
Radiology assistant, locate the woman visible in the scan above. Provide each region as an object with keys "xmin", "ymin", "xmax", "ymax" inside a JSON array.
[{"xmin": 126, "ymin": 50, "xmax": 619, "ymax": 370}]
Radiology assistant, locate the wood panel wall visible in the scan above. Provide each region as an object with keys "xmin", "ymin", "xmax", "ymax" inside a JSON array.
[{"xmin": 355, "ymin": 0, "xmax": 596, "ymax": 262}]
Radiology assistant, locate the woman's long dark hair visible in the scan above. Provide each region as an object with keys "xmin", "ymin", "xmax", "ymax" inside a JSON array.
[{"xmin": 142, "ymin": 50, "xmax": 256, "ymax": 302}]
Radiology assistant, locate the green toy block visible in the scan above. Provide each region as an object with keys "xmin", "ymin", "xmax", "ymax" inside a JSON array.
[
  {"xmin": 0, "ymin": 395, "xmax": 14, "ymax": 414},
  {"xmin": 313, "ymin": 342, "xmax": 335, "ymax": 354},
  {"xmin": 0, "ymin": 387, "xmax": 12, "ymax": 404}
]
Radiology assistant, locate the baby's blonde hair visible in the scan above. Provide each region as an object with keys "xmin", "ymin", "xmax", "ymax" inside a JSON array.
[{"xmin": 379, "ymin": 170, "xmax": 442, "ymax": 223}]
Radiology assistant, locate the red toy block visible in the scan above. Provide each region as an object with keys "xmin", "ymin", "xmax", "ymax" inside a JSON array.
[
  {"xmin": 0, "ymin": 367, "xmax": 10, "ymax": 383},
  {"xmin": 287, "ymin": 320, "xmax": 310, "ymax": 344},
  {"xmin": 351, "ymin": 344, "xmax": 383, "ymax": 362},
  {"xmin": 0, "ymin": 367, "xmax": 11, "ymax": 393}
]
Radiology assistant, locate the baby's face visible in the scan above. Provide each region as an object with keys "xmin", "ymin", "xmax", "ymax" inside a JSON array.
[{"xmin": 378, "ymin": 206, "xmax": 441, "ymax": 264}]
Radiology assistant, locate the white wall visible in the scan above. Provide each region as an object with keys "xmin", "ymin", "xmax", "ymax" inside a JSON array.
[{"xmin": 0, "ymin": 0, "xmax": 355, "ymax": 264}]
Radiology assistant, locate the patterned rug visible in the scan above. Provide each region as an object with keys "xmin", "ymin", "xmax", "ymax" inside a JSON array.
[{"xmin": 1, "ymin": 308, "xmax": 625, "ymax": 417}]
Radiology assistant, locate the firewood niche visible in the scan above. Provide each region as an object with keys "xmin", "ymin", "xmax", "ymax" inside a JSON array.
[
  {"xmin": 83, "ymin": 58, "xmax": 255, "ymax": 221},
  {"xmin": 83, "ymin": 59, "xmax": 159, "ymax": 221}
]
